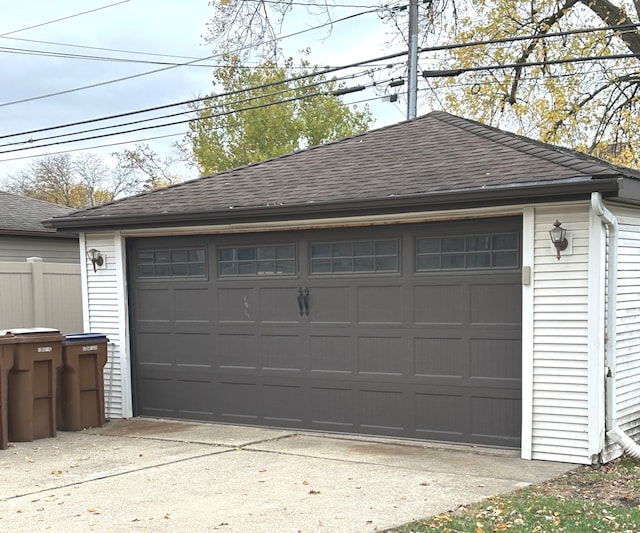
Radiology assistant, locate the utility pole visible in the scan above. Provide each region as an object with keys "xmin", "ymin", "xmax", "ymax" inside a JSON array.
[{"xmin": 407, "ymin": 0, "xmax": 419, "ymax": 119}]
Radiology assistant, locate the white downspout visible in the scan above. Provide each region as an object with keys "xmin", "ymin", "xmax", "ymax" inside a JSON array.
[
  {"xmin": 591, "ymin": 192, "xmax": 618, "ymax": 432},
  {"xmin": 591, "ymin": 193, "xmax": 640, "ymax": 457}
]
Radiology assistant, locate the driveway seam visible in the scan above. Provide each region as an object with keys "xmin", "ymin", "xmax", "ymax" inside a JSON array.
[{"xmin": 1, "ymin": 447, "xmax": 237, "ymax": 502}]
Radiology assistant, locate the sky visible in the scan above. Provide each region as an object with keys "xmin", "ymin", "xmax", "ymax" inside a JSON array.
[{"xmin": 0, "ymin": 0, "xmax": 410, "ymax": 182}]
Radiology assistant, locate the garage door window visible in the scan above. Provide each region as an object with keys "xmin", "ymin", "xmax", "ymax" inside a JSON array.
[
  {"xmin": 416, "ymin": 233, "xmax": 519, "ymax": 271},
  {"xmin": 218, "ymin": 244, "xmax": 296, "ymax": 276},
  {"xmin": 311, "ymin": 239, "xmax": 399, "ymax": 274},
  {"xmin": 137, "ymin": 249, "xmax": 206, "ymax": 278}
]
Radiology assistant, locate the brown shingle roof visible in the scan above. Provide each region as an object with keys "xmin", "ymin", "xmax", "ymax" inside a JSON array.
[
  {"xmin": 47, "ymin": 111, "xmax": 640, "ymax": 229},
  {"xmin": 0, "ymin": 190, "xmax": 74, "ymax": 236}
]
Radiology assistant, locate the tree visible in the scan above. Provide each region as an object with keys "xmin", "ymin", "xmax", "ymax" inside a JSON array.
[
  {"xmin": 182, "ymin": 55, "xmax": 373, "ymax": 175},
  {"xmin": 428, "ymin": 0, "xmax": 640, "ymax": 166},
  {"xmin": 5, "ymin": 153, "xmax": 142, "ymax": 209},
  {"xmin": 207, "ymin": 0, "xmax": 640, "ymax": 166},
  {"xmin": 113, "ymin": 143, "xmax": 183, "ymax": 190}
]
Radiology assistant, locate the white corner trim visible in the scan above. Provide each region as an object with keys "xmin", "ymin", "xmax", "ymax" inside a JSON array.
[
  {"xmin": 79, "ymin": 232, "xmax": 90, "ymax": 331},
  {"xmin": 114, "ymin": 231, "xmax": 133, "ymax": 418},
  {"xmin": 521, "ymin": 207, "xmax": 535, "ymax": 459}
]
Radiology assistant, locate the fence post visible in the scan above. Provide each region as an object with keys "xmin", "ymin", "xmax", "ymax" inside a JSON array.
[{"xmin": 27, "ymin": 257, "xmax": 45, "ymax": 326}]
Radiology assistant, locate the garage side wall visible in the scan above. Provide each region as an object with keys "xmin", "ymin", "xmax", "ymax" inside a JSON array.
[
  {"xmin": 531, "ymin": 204, "xmax": 594, "ymax": 464},
  {"xmin": 83, "ymin": 232, "xmax": 131, "ymax": 419},
  {"xmin": 607, "ymin": 206, "xmax": 640, "ymax": 458}
]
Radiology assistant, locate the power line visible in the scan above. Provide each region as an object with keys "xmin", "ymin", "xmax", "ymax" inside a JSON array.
[
  {"xmin": 0, "ymin": 57, "xmax": 404, "ymax": 141},
  {"xmin": 0, "ymin": 44, "xmax": 387, "ymax": 70},
  {"xmin": 0, "ymin": 67, "xmax": 387, "ymax": 148},
  {"xmin": 0, "ymin": 35, "xmax": 207, "ymax": 62},
  {"xmin": 1, "ymin": 20, "xmax": 638, "ymax": 143},
  {"xmin": 0, "ymin": 76, "xmax": 387, "ymax": 155},
  {"xmin": 0, "ymin": 1, "xmax": 130, "ymax": 37},
  {"xmin": 0, "ymin": 92, "xmax": 389, "ymax": 164},
  {"xmin": 423, "ymin": 53, "xmax": 640, "ymax": 78},
  {"xmin": 0, "ymin": 6, "xmax": 382, "ymax": 109},
  {"xmin": 0, "ymin": 46, "xmax": 223, "ymax": 68},
  {"xmin": 1, "ymin": 39, "xmax": 634, "ymax": 158},
  {"xmin": 0, "ymin": 132, "xmax": 185, "ymax": 163},
  {"xmin": 2, "ymin": 18, "xmax": 637, "ymax": 132}
]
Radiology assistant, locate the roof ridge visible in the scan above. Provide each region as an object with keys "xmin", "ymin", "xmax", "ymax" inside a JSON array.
[{"xmin": 429, "ymin": 111, "xmax": 639, "ymax": 179}]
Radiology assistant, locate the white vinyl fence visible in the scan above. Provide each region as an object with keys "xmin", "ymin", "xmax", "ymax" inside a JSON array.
[{"xmin": 0, "ymin": 257, "xmax": 82, "ymax": 333}]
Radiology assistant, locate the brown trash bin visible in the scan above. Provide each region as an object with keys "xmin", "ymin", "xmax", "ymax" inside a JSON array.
[
  {"xmin": 7, "ymin": 328, "xmax": 64, "ymax": 442},
  {"xmin": 58, "ymin": 333, "xmax": 108, "ymax": 431},
  {"xmin": 0, "ymin": 334, "xmax": 15, "ymax": 450}
]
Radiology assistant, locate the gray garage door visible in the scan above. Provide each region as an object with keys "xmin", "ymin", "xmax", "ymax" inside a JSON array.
[{"xmin": 129, "ymin": 218, "xmax": 522, "ymax": 447}]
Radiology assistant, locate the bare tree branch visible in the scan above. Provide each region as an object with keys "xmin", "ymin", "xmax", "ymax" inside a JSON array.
[{"xmin": 507, "ymin": 0, "xmax": 581, "ymax": 104}]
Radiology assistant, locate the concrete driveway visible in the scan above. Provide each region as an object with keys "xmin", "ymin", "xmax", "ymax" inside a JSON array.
[{"xmin": 0, "ymin": 419, "xmax": 571, "ymax": 532}]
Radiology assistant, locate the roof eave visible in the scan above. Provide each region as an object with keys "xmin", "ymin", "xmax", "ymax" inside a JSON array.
[
  {"xmin": 0, "ymin": 228, "xmax": 78, "ymax": 238},
  {"xmin": 45, "ymin": 177, "xmax": 623, "ymax": 232}
]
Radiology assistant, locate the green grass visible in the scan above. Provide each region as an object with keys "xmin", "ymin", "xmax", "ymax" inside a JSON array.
[{"xmin": 390, "ymin": 458, "xmax": 640, "ymax": 533}]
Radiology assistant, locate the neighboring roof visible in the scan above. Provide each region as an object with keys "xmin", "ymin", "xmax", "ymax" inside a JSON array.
[
  {"xmin": 46, "ymin": 111, "xmax": 640, "ymax": 231},
  {"xmin": 0, "ymin": 190, "xmax": 76, "ymax": 237}
]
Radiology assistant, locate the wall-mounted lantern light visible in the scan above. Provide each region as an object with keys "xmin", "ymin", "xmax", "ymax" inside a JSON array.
[
  {"xmin": 87, "ymin": 248, "xmax": 104, "ymax": 272},
  {"xmin": 549, "ymin": 220, "xmax": 568, "ymax": 260}
]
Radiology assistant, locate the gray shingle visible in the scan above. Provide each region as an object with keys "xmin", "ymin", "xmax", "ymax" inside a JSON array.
[
  {"xmin": 0, "ymin": 191, "xmax": 74, "ymax": 235},
  {"xmin": 51, "ymin": 111, "xmax": 640, "ymax": 224}
]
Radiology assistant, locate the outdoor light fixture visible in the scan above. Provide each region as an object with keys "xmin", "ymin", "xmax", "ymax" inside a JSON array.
[
  {"xmin": 87, "ymin": 248, "xmax": 104, "ymax": 272},
  {"xmin": 549, "ymin": 220, "xmax": 568, "ymax": 260}
]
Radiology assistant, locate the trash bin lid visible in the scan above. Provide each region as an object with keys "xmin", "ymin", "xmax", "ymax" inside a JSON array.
[
  {"xmin": 0, "ymin": 333, "xmax": 15, "ymax": 344},
  {"xmin": 0, "ymin": 327, "xmax": 60, "ymax": 335},
  {"xmin": 65, "ymin": 333, "xmax": 108, "ymax": 341}
]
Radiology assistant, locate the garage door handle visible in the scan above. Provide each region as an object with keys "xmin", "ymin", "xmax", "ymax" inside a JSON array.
[
  {"xmin": 302, "ymin": 286, "xmax": 310, "ymax": 316},
  {"xmin": 297, "ymin": 287, "xmax": 305, "ymax": 316}
]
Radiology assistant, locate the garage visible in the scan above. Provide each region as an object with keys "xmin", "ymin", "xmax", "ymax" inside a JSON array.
[{"xmin": 129, "ymin": 217, "xmax": 522, "ymax": 448}]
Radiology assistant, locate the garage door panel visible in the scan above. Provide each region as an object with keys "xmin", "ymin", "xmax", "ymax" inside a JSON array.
[
  {"xmin": 260, "ymin": 287, "xmax": 302, "ymax": 324},
  {"xmin": 136, "ymin": 377, "xmax": 176, "ymax": 416},
  {"xmin": 413, "ymin": 284, "xmax": 462, "ymax": 325},
  {"xmin": 136, "ymin": 332, "xmax": 173, "ymax": 364},
  {"xmin": 470, "ymin": 338, "xmax": 522, "ymax": 379},
  {"xmin": 414, "ymin": 337, "xmax": 465, "ymax": 377},
  {"xmin": 263, "ymin": 383, "xmax": 305, "ymax": 423},
  {"xmin": 217, "ymin": 288, "xmax": 257, "ymax": 323},
  {"xmin": 359, "ymin": 389, "xmax": 406, "ymax": 432},
  {"xmin": 172, "ymin": 332, "xmax": 213, "ymax": 366},
  {"xmin": 470, "ymin": 282, "xmax": 521, "ymax": 325},
  {"xmin": 136, "ymin": 288, "xmax": 172, "ymax": 322},
  {"xmin": 219, "ymin": 381, "xmax": 260, "ymax": 421},
  {"xmin": 471, "ymin": 396, "xmax": 521, "ymax": 446},
  {"xmin": 261, "ymin": 334, "xmax": 303, "ymax": 371},
  {"xmin": 357, "ymin": 285, "xmax": 403, "ymax": 325},
  {"xmin": 174, "ymin": 288, "xmax": 211, "ymax": 323},
  {"xmin": 176, "ymin": 380, "xmax": 214, "ymax": 418},
  {"xmin": 309, "ymin": 335, "xmax": 355, "ymax": 373},
  {"xmin": 357, "ymin": 336, "xmax": 404, "ymax": 375},
  {"xmin": 415, "ymin": 392, "xmax": 466, "ymax": 437},
  {"xmin": 308, "ymin": 286, "xmax": 352, "ymax": 324},
  {"xmin": 311, "ymin": 386, "xmax": 356, "ymax": 427},
  {"xmin": 217, "ymin": 333, "xmax": 259, "ymax": 369}
]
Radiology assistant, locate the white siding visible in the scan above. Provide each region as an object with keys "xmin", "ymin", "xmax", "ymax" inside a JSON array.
[
  {"xmin": 531, "ymin": 204, "xmax": 594, "ymax": 463},
  {"xmin": 83, "ymin": 232, "xmax": 130, "ymax": 419},
  {"xmin": 609, "ymin": 207, "xmax": 640, "ymax": 454}
]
